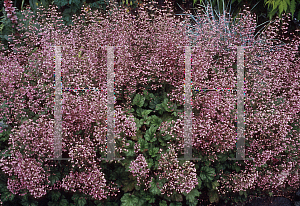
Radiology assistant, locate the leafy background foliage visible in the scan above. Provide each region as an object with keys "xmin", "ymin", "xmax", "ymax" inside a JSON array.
[
  {"xmin": 0, "ymin": 0, "xmax": 299, "ymax": 205},
  {"xmin": 0, "ymin": 0, "xmax": 300, "ymax": 53}
]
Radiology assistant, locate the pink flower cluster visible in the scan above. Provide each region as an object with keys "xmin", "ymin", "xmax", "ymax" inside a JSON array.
[
  {"xmin": 61, "ymin": 165, "xmax": 119, "ymax": 201},
  {"xmin": 128, "ymin": 154, "xmax": 152, "ymax": 190},
  {"xmin": 0, "ymin": 151, "xmax": 51, "ymax": 198},
  {"xmin": 68, "ymin": 137, "xmax": 97, "ymax": 170},
  {"xmin": 218, "ymin": 160, "xmax": 300, "ymax": 196},
  {"xmin": 4, "ymin": 0, "xmax": 18, "ymax": 24},
  {"xmin": 114, "ymin": 105, "xmax": 137, "ymax": 154},
  {"xmin": 0, "ymin": 1, "xmax": 299, "ymax": 201},
  {"xmin": 155, "ymin": 145, "xmax": 198, "ymax": 196},
  {"xmin": 217, "ymin": 167, "xmax": 259, "ymax": 194}
]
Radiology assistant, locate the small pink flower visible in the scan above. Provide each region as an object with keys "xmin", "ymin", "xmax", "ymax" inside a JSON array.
[
  {"xmin": 6, "ymin": 13, "xmax": 13, "ymax": 18},
  {"xmin": 5, "ymin": 7, "xmax": 11, "ymax": 12}
]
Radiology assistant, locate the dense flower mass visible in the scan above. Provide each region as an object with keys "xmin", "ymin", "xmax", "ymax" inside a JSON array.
[
  {"xmin": 61, "ymin": 165, "xmax": 118, "ymax": 201},
  {"xmin": 0, "ymin": 0, "xmax": 299, "ymax": 204},
  {"xmin": 155, "ymin": 145, "xmax": 198, "ymax": 196},
  {"xmin": 0, "ymin": 150, "xmax": 51, "ymax": 198},
  {"xmin": 128, "ymin": 154, "xmax": 152, "ymax": 190},
  {"xmin": 3, "ymin": 0, "xmax": 18, "ymax": 24}
]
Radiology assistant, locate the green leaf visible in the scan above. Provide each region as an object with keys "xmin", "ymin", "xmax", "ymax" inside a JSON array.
[
  {"xmin": 149, "ymin": 147, "xmax": 159, "ymax": 157},
  {"xmin": 186, "ymin": 200, "xmax": 198, "ymax": 206},
  {"xmin": 268, "ymin": 191, "xmax": 273, "ymax": 197},
  {"xmin": 273, "ymin": 0, "xmax": 281, "ymax": 10},
  {"xmin": 235, "ymin": 165, "xmax": 241, "ymax": 172},
  {"xmin": 161, "ymin": 98, "xmax": 170, "ymax": 112},
  {"xmin": 145, "ymin": 195, "xmax": 155, "ymax": 204},
  {"xmin": 239, "ymin": 190, "xmax": 248, "ymax": 198},
  {"xmin": 149, "ymin": 93, "xmax": 155, "ymax": 99},
  {"xmin": 161, "ymin": 133, "xmax": 171, "ymax": 141},
  {"xmin": 143, "ymin": 90, "xmax": 149, "ymax": 100},
  {"xmin": 170, "ymin": 192, "xmax": 183, "ymax": 202},
  {"xmin": 144, "ymin": 125, "xmax": 158, "ymax": 142},
  {"xmin": 144, "ymin": 118, "xmax": 151, "ymax": 125},
  {"xmin": 124, "ymin": 107, "xmax": 135, "ymax": 115},
  {"xmin": 29, "ymin": 0, "xmax": 37, "ymax": 10},
  {"xmin": 208, "ymin": 189, "xmax": 219, "ymax": 203},
  {"xmin": 206, "ymin": 167, "xmax": 216, "ymax": 176},
  {"xmin": 136, "ymin": 107, "xmax": 143, "ymax": 117},
  {"xmin": 279, "ymin": 2, "xmax": 284, "ymax": 16},
  {"xmin": 268, "ymin": 7, "xmax": 278, "ymax": 20},
  {"xmin": 149, "ymin": 179, "xmax": 161, "ymax": 195},
  {"xmin": 197, "ymin": 176, "xmax": 202, "ymax": 189},
  {"xmin": 50, "ymin": 191, "xmax": 61, "ymax": 201},
  {"xmin": 200, "ymin": 166, "xmax": 215, "ymax": 182},
  {"xmin": 193, "ymin": 0, "xmax": 198, "ymax": 7},
  {"xmin": 159, "ymin": 200, "xmax": 168, "ymax": 206},
  {"xmin": 217, "ymin": 153, "xmax": 228, "ymax": 162},
  {"xmin": 184, "ymin": 188, "xmax": 201, "ymax": 203},
  {"xmin": 264, "ymin": 0, "xmax": 275, "ymax": 9},
  {"xmin": 121, "ymin": 193, "xmax": 139, "ymax": 206},
  {"xmin": 172, "ymin": 111, "xmax": 178, "ymax": 116},
  {"xmin": 147, "ymin": 158, "xmax": 154, "ymax": 169},
  {"xmin": 134, "ymin": 117, "xmax": 142, "ymax": 129},
  {"xmin": 1, "ymin": 190, "xmax": 15, "ymax": 202},
  {"xmin": 290, "ymin": 0, "xmax": 296, "ymax": 18},
  {"xmin": 71, "ymin": 193, "xmax": 86, "ymax": 206},
  {"xmin": 48, "ymin": 201, "xmax": 57, "ymax": 206},
  {"xmin": 59, "ymin": 198, "xmax": 69, "ymax": 206},
  {"xmin": 144, "ymin": 132, "xmax": 151, "ymax": 142},
  {"xmin": 125, "ymin": 140, "xmax": 135, "ymax": 156},
  {"xmin": 149, "ymin": 97, "xmax": 159, "ymax": 110},
  {"xmin": 135, "ymin": 183, "xmax": 141, "ymax": 191},
  {"xmin": 204, "ymin": 166, "xmax": 216, "ymax": 177},
  {"xmin": 122, "ymin": 175, "xmax": 136, "ymax": 192},
  {"xmin": 142, "ymin": 110, "xmax": 152, "ymax": 117},
  {"xmin": 149, "ymin": 115, "xmax": 162, "ymax": 127},
  {"xmin": 54, "ymin": 0, "xmax": 69, "ymax": 8},
  {"xmin": 71, "ymin": 193, "xmax": 80, "ymax": 202},
  {"xmin": 138, "ymin": 138, "xmax": 149, "ymax": 152},
  {"xmin": 282, "ymin": 0, "xmax": 288, "ymax": 12},
  {"xmin": 200, "ymin": 173, "xmax": 206, "ymax": 181},
  {"xmin": 133, "ymin": 93, "xmax": 145, "ymax": 107},
  {"xmin": 170, "ymin": 202, "xmax": 182, "ymax": 206},
  {"xmin": 286, "ymin": 0, "xmax": 290, "ymax": 6},
  {"xmin": 211, "ymin": 181, "xmax": 220, "ymax": 190},
  {"xmin": 20, "ymin": 194, "xmax": 38, "ymax": 206},
  {"xmin": 49, "ymin": 174, "xmax": 60, "ymax": 186},
  {"xmin": 149, "ymin": 125, "xmax": 158, "ymax": 134}
]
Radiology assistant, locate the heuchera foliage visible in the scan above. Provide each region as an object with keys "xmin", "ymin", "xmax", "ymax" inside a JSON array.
[{"xmin": 0, "ymin": 0, "xmax": 299, "ymax": 204}]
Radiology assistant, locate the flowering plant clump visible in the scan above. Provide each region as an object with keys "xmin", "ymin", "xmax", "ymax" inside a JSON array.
[
  {"xmin": 3, "ymin": 0, "xmax": 18, "ymax": 24},
  {"xmin": 217, "ymin": 12, "xmax": 300, "ymax": 198},
  {"xmin": 0, "ymin": 0, "xmax": 299, "ymax": 205},
  {"xmin": 2, "ymin": 150, "xmax": 51, "ymax": 198},
  {"xmin": 155, "ymin": 145, "xmax": 198, "ymax": 196},
  {"xmin": 61, "ymin": 164, "xmax": 118, "ymax": 200},
  {"xmin": 166, "ymin": 3, "xmax": 300, "ymax": 200},
  {"xmin": 128, "ymin": 154, "xmax": 152, "ymax": 190},
  {"xmin": 0, "ymin": 3, "xmax": 139, "ymax": 201}
]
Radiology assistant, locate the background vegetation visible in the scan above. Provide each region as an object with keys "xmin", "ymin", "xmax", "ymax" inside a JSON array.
[{"xmin": 0, "ymin": 0, "xmax": 299, "ymax": 205}]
